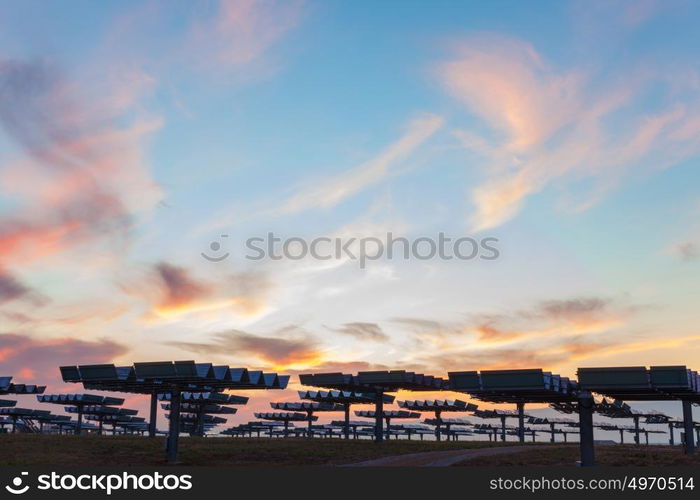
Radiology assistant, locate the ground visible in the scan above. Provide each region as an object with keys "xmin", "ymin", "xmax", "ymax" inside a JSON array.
[
  {"xmin": 454, "ymin": 445, "xmax": 700, "ymax": 466},
  {"xmin": 0, "ymin": 435, "xmax": 515, "ymax": 466},
  {"xmin": 1, "ymin": 436, "xmax": 698, "ymax": 466}
]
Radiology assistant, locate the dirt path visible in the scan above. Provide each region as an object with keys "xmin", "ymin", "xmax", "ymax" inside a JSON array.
[{"xmin": 347, "ymin": 445, "xmax": 563, "ymax": 467}]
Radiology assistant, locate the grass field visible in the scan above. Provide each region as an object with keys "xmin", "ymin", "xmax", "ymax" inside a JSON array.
[
  {"xmin": 455, "ymin": 445, "xmax": 700, "ymax": 466},
  {"xmin": 0, "ymin": 435, "xmax": 520, "ymax": 466},
  {"xmin": 2, "ymin": 436, "xmax": 697, "ymax": 466}
]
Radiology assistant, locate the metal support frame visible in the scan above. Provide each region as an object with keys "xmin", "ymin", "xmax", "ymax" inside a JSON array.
[
  {"xmin": 578, "ymin": 392, "xmax": 595, "ymax": 467},
  {"xmin": 633, "ymin": 415, "xmax": 640, "ymax": 445},
  {"xmin": 682, "ymin": 400, "xmax": 695, "ymax": 455},
  {"xmin": 517, "ymin": 402, "xmax": 525, "ymax": 443},
  {"xmin": 500, "ymin": 415, "xmax": 506, "ymax": 442},
  {"xmin": 148, "ymin": 393, "xmax": 158, "ymax": 437},
  {"xmin": 195, "ymin": 407, "xmax": 205, "ymax": 437},
  {"xmin": 669, "ymin": 422, "xmax": 674, "ymax": 446},
  {"xmin": 374, "ymin": 391, "xmax": 384, "ymax": 442},
  {"xmin": 166, "ymin": 387, "xmax": 181, "ymax": 464},
  {"xmin": 343, "ymin": 403, "xmax": 350, "ymax": 439},
  {"xmin": 435, "ymin": 409, "xmax": 442, "ymax": 442},
  {"xmin": 306, "ymin": 410, "xmax": 313, "ymax": 436},
  {"xmin": 75, "ymin": 406, "xmax": 83, "ymax": 435}
]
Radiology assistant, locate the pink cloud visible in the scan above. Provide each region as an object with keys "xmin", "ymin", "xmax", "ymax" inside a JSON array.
[
  {"xmin": 438, "ymin": 35, "xmax": 700, "ymax": 231},
  {"xmin": 187, "ymin": 0, "xmax": 305, "ymax": 71},
  {"xmin": 0, "ymin": 59, "xmax": 162, "ymax": 265}
]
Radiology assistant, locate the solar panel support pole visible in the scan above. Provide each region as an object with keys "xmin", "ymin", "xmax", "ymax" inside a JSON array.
[
  {"xmin": 550, "ymin": 423, "xmax": 555, "ymax": 443},
  {"xmin": 668, "ymin": 423, "xmax": 674, "ymax": 446},
  {"xmin": 618, "ymin": 429, "xmax": 624, "ymax": 444},
  {"xmin": 307, "ymin": 410, "xmax": 313, "ymax": 436},
  {"xmin": 374, "ymin": 391, "xmax": 384, "ymax": 443},
  {"xmin": 385, "ymin": 417, "xmax": 391, "ymax": 440},
  {"xmin": 195, "ymin": 407, "xmax": 205, "ymax": 437},
  {"xmin": 682, "ymin": 400, "xmax": 695, "ymax": 455},
  {"xmin": 500, "ymin": 415, "xmax": 506, "ymax": 442},
  {"xmin": 75, "ymin": 406, "xmax": 83, "ymax": 435},
  {"xmin": 343, "ymin": 403, "xmax": 350, "ymax": 439},
  {"xmin": 98, "ymin": 418, "xmax": 103, "ymax": 436},
  {"xmin": 517, "ymin": 402, "xmax": 525, "ymax": 443},
  {"xmin": 435, "ymin": 409, "xmax": 442, "ymax": 442},
  {"xmin": 633, "ymin": 415, "xmax": 640, "ymax": 445},
  {"xmin": 644, "ymin": 430, "xmax": 649, "ymax": 446},
  {"xmin": 148, "ymin": 393, "xmax": 157, "ymax": 438},
  {"xmin": 167, "ymin": 387, "xmax": 181, "ymax": 464},
  {"xmin": 578, "ymin": 392, "xmax": 595, "ymax": 467}
]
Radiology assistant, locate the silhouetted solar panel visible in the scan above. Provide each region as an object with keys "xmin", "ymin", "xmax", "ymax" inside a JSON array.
[
  {"xmin": 449, "ymin": 369, "xmax": 578, "ymax": 403},
  {"xmin": 0, "ymin": 376, "xmax": 46, "ymax": 395},
  {"xmin": 37, "ymin": 393, "xmax": 126, "ymax": 435},
  {"xmin": 578, "ymin": 366, "xmax": 700, "ymax": 401},
  {"xmin": 158, "ymin": 392, "xmax": 249, "ymax": 405},
  {"xmin": 300, "ymin": 370, "xmax": 448, "ymax": 442},
  {"xmin": 298, "ymin": 389, "xmax": 395, "ymax": 404},
  {"xmin": 161, "ymin": 403, "xmax": 237, "ymax": 415},
  {"xmin": 157, "ymin": 391, "xmax": 248, "ymax": 436},
  {"xmin": 255, "ymin": 412, "xmax": 317, "ymax": 421},
  {"xmin": 60, "ymin": 360, "xmax": 289, "ymax": 462},
  {"xmin": 397, "ymin": 399, "xmax": 477, "ymax": 441},
  {"xmin": 270, "ymin": 401, "xmax": 344, "ymax": 412},
  {"xmin": 355, "ymin": 410, "xmax": 420, "ymax": 419},
  {"xmin": 398, "ymin": 399, "xmax": 477, "ymax": 411}
]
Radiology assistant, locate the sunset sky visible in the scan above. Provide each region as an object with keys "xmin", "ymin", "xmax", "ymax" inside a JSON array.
[{"xmin": 1, "ymin": 0, "xmax": 699, "ymax": 432}]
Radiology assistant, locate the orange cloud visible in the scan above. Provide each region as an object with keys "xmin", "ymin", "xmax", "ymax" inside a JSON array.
[
  {"xmin": 169, "ymin": 327, "xmax": 323, "ymax": 370},
  {"xmin": 120, "ymin": 261, "xmax": 272, "ymax": 321}
]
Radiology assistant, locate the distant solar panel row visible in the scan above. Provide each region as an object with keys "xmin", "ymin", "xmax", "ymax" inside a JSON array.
[
  {"xmin": 254, "ymin": 412, "xmax": 317, "ymax": 422},
  {"xmin": 299, "ymin": 370, "xmax": 449, "ymax": 392},
  {"xmin": 0, "ymin": 376, "xmax": 46, "ymax": 395},
  {"xmin": 161, "ymin": 403, "xmax": 238, "ymax": 414},
  {"xmin": 398, "ymin": 399, "xmax": 477, "ymax": 412},
  {"xmin": 298, "ymin": 389, "xmax": 395, "ymax": 404},
  {"xmin": 158, "ymin": 392, "xmax": 249, "ymax": 405},
  {"xmin": 355, "ymin": 410, "xmax": 420, "ymax": 419},
  {"xmin": 37, "ymin": 394, "xmax": 124, "ymax": 406},
  {"xmin": 270, "ymin": 401, "xmax": 344, "ymax": 412}
]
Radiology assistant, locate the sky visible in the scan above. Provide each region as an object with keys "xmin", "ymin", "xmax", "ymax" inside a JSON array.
[{"xmin": 1, "ymin": 0, "xmax": 699, "ymax": 437}]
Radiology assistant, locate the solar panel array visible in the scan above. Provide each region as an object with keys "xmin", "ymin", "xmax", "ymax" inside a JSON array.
[
  {"xmin": 398, "ymin": 399, "xmax": 477, "ymax": 412},
  {"xmin": 270, "ymin": 401, "xmax": 345, "ymax": 412},
  {"xmin": 60, "ymin": 361, "xmax": 289, "ymax": 393},
  {"xmin": 298, "ymin": 389, "xmax": 395, "ymax": 404},
  {"xmin": 0, "ymin": 376, "xmax": 46, "ymax": 395},
  {"xmin": 448, "ymin": 369, "xmax": 578, "ymax": 403},
  {"xmin": 577, "ymin": 365, "xmax": 700, "ymax": 402},
  {"xmin": 300, "ymin": 370, "xmax": 449, "ymax": 392}
]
